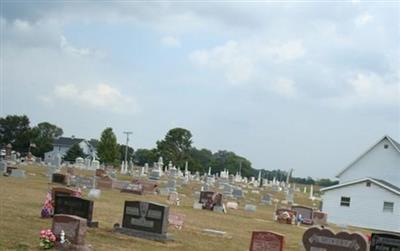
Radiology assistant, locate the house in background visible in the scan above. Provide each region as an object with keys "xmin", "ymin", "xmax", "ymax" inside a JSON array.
[
  {"xmin": 321, "ymin": 135, "xmax": 400, "ymax": 233},
  {"xmin": 44, "ymin": 136, "xmax": 97, "ymax": 162}
]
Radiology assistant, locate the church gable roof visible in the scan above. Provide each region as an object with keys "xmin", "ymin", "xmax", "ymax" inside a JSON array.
[{"xmin": 336, "ymin": 135, "xmax": 400, "ymax": 178}]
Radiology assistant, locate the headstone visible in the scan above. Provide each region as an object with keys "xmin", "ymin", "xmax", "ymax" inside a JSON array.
[
  {"xmin": 52, "ymin": 173, "xmax": 66, "ymax": 184},
  {"xmin": 286, "ymin": 188, "xmax": 294, "ymax": 204},
  {"xmin": 245, "ymin": 204, "xmax": 257, "ymax": 212},
  {"xmin": 54, "ymin": 195, "xmax": 98, "ymax": 228},
  {"xmin": 95, "ymin": 169, "xmax": 107, "ymax": 177},
  {"xmin": 199, "ymin": 191, "xmax": 223, "ymax": 210},
  {"xmin": 261, "ymin": 194, "xmax": 272, "ymax": 205},
  {"xmin": 121, "ymin": 183, "xmax": 144, "ymax": 195},
  {"xmin": 0, "ymin": 160, "xmax": 7, "ymax": 173},
  {"xmin": 52, "ymin": 187, "xmax": 79, "ymax": 201},
  {"xmin": 112, "ymin": 180, "xmax": 130, "ymax": 190},
  {"xmin": 52, "ymin": 214, "xmax": 91, "ymax": 250},
  {"xmin": 370, "ymin": 233, "xmax": 400, "ymax": 251},
  {"xmin": 132, "ymin": 179, "xmax": 158, "ymax": 194},
  {"xmin": 168, "ymin": 212, "xmax": 185, "ymax": 230},
  {"xmin": 168, "ymin": 192, "xmax": 180, "ymax": 205},
  {"xmin": 275, "ymin": 208, "xmax": 296, "ymax": 224},
  {"xmin": 302, "ymin": 227, "xmax": 368, "ymax": 251},
  {"xmin": 312, "ymin": 211, "xmax": 328, "ymax": 226},
  {"xmin": 226, "ymin": 201, "xmax": 238, "ymax": 210},
  {"xmin": 249, "ymin": 231, "xmax": 285, "ymax": 251},
  {"xmin": 10, "ymin": 169, "xmax": 26, "ymax": 178},
  {"xmin": 291, "ymin": 206, "xmax": 313, "ymax": 225},
  {"xmin": 97, "ymin": 176, "xmax": 113, "ymax": 189},
  {"xmin": 232, "ymin": 188, "xmax": 243, "ymax": 199},
  {"xmin": 114, "ymin": 201, "xmax": 171, "ymax": 241}
]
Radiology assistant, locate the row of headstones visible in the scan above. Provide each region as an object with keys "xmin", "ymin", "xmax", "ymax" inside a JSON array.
[
  {"xmin": 250, "ymin": 228, "xmax": 400, "ymax": 251},
  {"xmin": 50, "ymin": 190, "xmax": 400, "ymax": 251},
  {"xmin": 274, "ymin": 207, "xmax": 328, "ymax": 226}
]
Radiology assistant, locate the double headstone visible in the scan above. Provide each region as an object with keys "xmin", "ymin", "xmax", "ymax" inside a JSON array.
[
  {"xmin": 370, "ymin": 233, "xmax": 400, "ymax": 251},
  {"xmin": 302, "ymin": 227, "xmax": 368, "ymax": 251},
  {"xmin": 10, "ymin": 169, "xmax": 26, "ymax": 178},
  {"xmin": 54, "ymin": 195, "xmax": 98, "ymax": 228},
  {"xmin": 114, "ymin": 201, "xmax": 171, "ymax": 241}
]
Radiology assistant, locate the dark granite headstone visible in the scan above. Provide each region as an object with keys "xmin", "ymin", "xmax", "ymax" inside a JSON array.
[
  {"xmin": 370, "ymin": 233, "xmax": 400, "ymax": 251},
  {"xmin": 250, "ymin": 231, "xmax": 284, "ymax": 251},
  {"xmin": 302, "ymin": 227, "xmax": 368, "ymax": 251},
  {"xmin": 52, "ymin": 214, "xmax": 91, "ymax": 251},
  {"xmin": 54, "ymin": 195, "xmax": 98, "ymax": 228},
  {"xmin": 114, "ymin": 201, "xmax": 170, "ymax": 241},
  {"xmin": 52, "ymin": 173, "xmax": 66, "ymax": 184},
  {"xmin": 51, "ymin": 187, "xmax": 78, "ymax": 201}
]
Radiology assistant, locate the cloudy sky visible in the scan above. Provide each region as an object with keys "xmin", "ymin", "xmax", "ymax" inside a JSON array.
[{"xmin": 1, "ymin": 1, "xmax": 399, "ymax": 178}]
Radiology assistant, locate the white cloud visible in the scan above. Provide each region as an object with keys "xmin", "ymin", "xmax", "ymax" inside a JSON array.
[
  {"xmin": 355, "ymin": 13, "xmax": 373, "ymax": 27},
  {"xmin": 261, "ymin": 40, "xmax": 306, "ymax": 63},
  {"xmin": 270, "ymin": 78, "xmax": 297, "ymax": 98},
  {"xmin": 46, "ymin": 83, "xmax": 137, "ymax": 114},
  {"xmin": 60, "ymin": 35, "xmax": 105, "ymax": 58},
  {"xmin": 189, "ymin": 40, "xmax": 255, "ymax": 84},
  {"xmin": 326, "ymin": 72, "xmax": 399, "ymax": 108},
  {"xmin": 161, "ymin": 35, "xmax": 181, "ymax": 47},
  {"xmin": 189, "ymin": 39, "xmax": 305, "ymax": 85}
]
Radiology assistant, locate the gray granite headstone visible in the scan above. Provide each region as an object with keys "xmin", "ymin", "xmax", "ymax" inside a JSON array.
[
  {"xmin": 114, "ymin": 201, "xmax": 171, "ymax": 241},
  {"xmin": 10, "ymin": 169, "xmax": 26, "ymax": 178}
]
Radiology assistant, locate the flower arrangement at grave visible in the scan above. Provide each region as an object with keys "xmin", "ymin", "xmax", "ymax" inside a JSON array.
[
  {"xmin": 39, "ymin": 229, "xmax": 56, "ymax": 249},
  {"xmin": 40, "ymin": 191, "xmax": 54, "ymax": 218}
]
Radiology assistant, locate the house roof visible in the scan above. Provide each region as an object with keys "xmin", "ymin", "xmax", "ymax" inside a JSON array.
[
  {"xmin": 336, "ymin": 135, "xmax": 400, "ymax": 178},
  {"xmin": 320, "ymin": 177, "xmax": 400, "ymax": 196},
  {"xmin": 53, "ymin": 137, "xmax": 85, "ymax": 147}
]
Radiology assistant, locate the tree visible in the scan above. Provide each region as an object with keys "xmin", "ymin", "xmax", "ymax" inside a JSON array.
[
  {"xmin": 63, "ymin": 143, "xmax": 85, "ymax": 162},
  {"xmin": 133, "ymin": 148, "xmax": 158, "ymax": 166},
  {"xmin": 189, "ymin": 148, "xmax": 213, "ymax": 173},
  {"xmin": 118, "ymin": 144, "xmax": 134, "ymax": 163},
  {"xmin": 31, "ymin": 122, "xmax": 63, "ymax": 158},
  {"xmin": 97, "ymin": 128, "xmax": 120, "ymax": 166},
  {"xmin": 156, "ymin": 128, "xmax": 193, "ymax": 168},
  {"xmin": 0, "ymin": 114, "xmax": 32, "ymax": 153}
]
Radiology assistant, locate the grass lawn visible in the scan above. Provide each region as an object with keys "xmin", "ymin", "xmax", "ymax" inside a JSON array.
[{"xmin": 0, "ymin": 164, "xmax": 369, "ymax": 251}]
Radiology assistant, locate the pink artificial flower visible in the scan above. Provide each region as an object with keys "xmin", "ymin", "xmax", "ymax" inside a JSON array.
[{"xmin": 40, "ymin": 230, "xmax": 46, "ymax": 235}]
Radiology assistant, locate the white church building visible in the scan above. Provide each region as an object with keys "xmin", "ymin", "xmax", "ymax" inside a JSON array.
[{"xmin": 321, "ymin": 135, "xmax": 400, "ymax": 233}]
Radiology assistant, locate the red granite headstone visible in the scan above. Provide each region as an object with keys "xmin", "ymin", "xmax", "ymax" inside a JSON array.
[
  {"xmin": 52, "ymin": 214, "xmax": 91, "ymax": 250},
  {"xmin": 249, "ymin": 231, "xmax": 285, "ymax": 251}
]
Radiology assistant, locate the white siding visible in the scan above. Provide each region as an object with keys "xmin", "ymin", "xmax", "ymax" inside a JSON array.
[
  {"xmin": 339, "ymin": 138, "xmax": 400, "ymax": 186},
  {"xmin": 322, "ymin": 181, "xmax": 400, "ymax": 233}
]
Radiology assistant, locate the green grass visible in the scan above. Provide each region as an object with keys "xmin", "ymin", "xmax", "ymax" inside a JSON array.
[{"xmin": 0, "ymin": 165, "xmax": 369, "ymax": 251}]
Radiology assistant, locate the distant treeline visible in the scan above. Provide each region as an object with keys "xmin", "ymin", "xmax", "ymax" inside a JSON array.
[{"xmin": 1, "ymin": 114, "xmax": 338, "ymax": 186}]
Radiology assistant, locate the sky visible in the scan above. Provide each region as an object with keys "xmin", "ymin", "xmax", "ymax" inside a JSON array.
[{"xmin": 1, "ymin": 1, "xmax": 399, "ymax": 179}]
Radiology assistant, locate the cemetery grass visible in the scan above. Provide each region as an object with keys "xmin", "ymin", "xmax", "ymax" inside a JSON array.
[{"xmin": 0, "ymin": 165, "xmax": 369, "ymax": 251}]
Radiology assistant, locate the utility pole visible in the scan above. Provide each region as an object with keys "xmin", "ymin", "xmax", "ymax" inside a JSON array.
[{"xmin": 123, "ymin": 131, "xmax": 133, "ymax": 172}]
